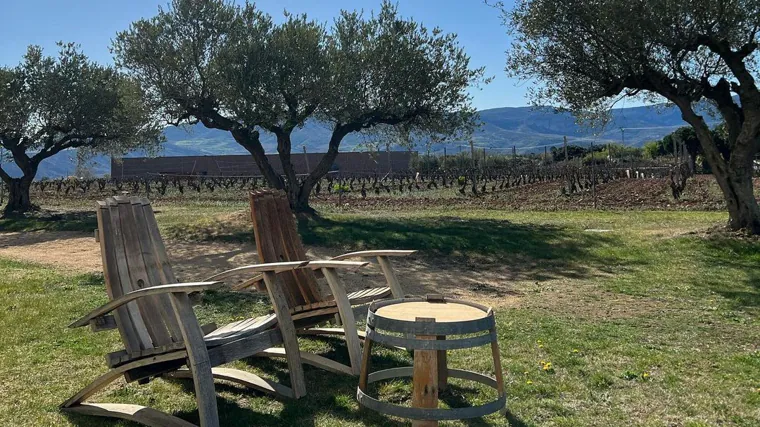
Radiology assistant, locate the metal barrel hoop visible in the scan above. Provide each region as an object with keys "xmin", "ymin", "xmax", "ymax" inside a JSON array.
[
  {"xmin": 356, "ymin": 367, "xmax": 506, "ymax": 421},
  {"xmin": 366, "ymin": 309, "xmax": 495, "ymax": 335},
  {"xmin": 358, "ymin": 296, "xmax": 506, "ymax": 422},
  {"xmin": 365, "ymin": 328, "xmax": 497, "ymax": 350}
]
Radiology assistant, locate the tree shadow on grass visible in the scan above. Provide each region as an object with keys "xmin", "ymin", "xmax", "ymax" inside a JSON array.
[
  {"xmin": 693, "ymin": 236, "xmax": 760, "ymax": 310},
  {"xmin": 165, "ymin": 347, "xmax": 407, "ymax": 426},
  {"xmin": 0, "ymin": 209, "xmax": 97, "ymax": 233},
  {"xmin": 299, "ymin": 216, "xmax": 631, "ymax": 282}
]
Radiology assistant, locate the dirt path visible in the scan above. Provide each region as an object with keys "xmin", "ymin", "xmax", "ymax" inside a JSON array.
[
  {"xmin": 0, "ymin": 230, "xmax": 525, "ymax": 307},
  {"xmin": 0, "ymin": 230, "xmax": 666, "ymax": 319}
]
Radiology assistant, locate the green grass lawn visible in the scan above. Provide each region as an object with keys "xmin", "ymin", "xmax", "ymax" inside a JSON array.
[{"xmin": 0, "ymin": 206, "xmax": 759, "ymax": 426}]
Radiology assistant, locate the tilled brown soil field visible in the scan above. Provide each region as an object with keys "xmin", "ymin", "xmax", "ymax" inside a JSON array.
[{"xmin": 315, "ymin": 176, "xmax": 758, "ymax": 212}]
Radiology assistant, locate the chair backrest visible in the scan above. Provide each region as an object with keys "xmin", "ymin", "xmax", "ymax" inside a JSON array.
[
  {"xmin": 96, "ymin": 196, "xmax": 184, "ymax": 355},
  {"xmin": 249, "ymin": 190, "xmax": 325, "ymax": 308}
]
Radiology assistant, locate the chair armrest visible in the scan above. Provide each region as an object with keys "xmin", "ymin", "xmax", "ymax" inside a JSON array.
[
  {"xmin": 69, "ymin": 281, "xmax": 224, "ymax": 328},
  {"xmin": 331, "ymin": 250, "xmax": 416, "ymax": 261},
  {"xmin": 308, "ymin": 260, "xmax": 369, "ymax": 272},
  {"xmin": 204, "ymin": 261, "xmax": 310, "ymax": 282}
]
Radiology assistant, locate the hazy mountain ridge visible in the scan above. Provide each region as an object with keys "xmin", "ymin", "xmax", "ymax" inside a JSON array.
[{"xmin": 4, "ymin": 102, "xmax": 718, "ymax": 178}]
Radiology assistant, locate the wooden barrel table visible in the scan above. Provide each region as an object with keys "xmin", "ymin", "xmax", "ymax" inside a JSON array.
[{"xmin": 357, "ymin": 295, "xmax": 506, "ymax": 426}]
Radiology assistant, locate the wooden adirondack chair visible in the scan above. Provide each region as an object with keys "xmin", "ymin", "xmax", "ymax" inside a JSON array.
[
  {"xmin": 237, "ymin": 190, "xmax": 415, "ymax": 377},
  {"xmin": 62, "ymin": 196, "xmax": 318, "ymax": 427}
]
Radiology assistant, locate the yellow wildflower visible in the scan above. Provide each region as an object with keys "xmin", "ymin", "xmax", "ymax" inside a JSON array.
[
  {"xmin": 642, "ymin": 372, "xmax": 650, "ymax": 379},
  {"xmin": 526, "ymin": 380, "xmax": 533, "ymax": 385}
]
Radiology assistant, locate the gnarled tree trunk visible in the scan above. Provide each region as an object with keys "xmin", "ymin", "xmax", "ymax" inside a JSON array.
[
  {"xmin": 3, "ymin": 176, "xmax": 35, "ymax": 215},
  {"xmin": 679, "ymin": 103, "xmax": 760, "ymax": 234},
  {"xmin": 714, "ymin": 157, "xmax": 760, "ymax": 233}
]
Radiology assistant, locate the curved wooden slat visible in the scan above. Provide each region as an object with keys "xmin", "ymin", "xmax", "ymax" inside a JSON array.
[
  {"xmin": 167, "ymin": 367, "xmax": 295, "ymax": 399},
  {"xmin": 63, "ymin": 403, "xmax": 196, "ymax": 427},
  {"xmin": 203, "ymin": 314, "xmax": 277, "ymax": 346},
  {"xmin": 62, "ymin": 351, "xmax": 188, "ymax": 408}
]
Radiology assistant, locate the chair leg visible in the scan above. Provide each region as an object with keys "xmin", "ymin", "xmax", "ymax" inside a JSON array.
[
  {"xmin": 377, "ymin": 256, "xmax": 405, "ymax": 298},
  {"xmin": 169, "ymin": 293, "xmax": 220, "ymax": 427},
  {"xmin": 321, "ymin": 268, "xmax": 362, "ymax": 375},
  {"xmin": 262, "ymin": 271, "xmax": 307, "ymax": 398}
]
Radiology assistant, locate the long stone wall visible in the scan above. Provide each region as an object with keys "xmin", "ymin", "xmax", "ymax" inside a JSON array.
[{"xmin": 111, "ymin": 151, "xmax": 415, "ymax": 178}]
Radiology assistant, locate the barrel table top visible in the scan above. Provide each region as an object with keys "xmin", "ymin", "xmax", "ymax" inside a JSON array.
[{"xmin": 375, "ymin": 300, "xmax": 488, "ymax": 323}]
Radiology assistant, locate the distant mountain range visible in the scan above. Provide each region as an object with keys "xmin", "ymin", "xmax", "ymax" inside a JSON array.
[{"xmin": 6, "ymin": 102, "xmax": 719, "ymax": 178}]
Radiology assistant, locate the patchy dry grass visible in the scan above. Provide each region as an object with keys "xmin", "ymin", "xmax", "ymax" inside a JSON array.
[{"xmin": 0, "ymin": 205, "xmax": 759, "ymax": 426}]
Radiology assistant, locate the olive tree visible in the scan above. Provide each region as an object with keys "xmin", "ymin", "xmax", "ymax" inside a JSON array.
[
  {"xmin": 0, "ymin": 43, "xmax": 161, "ymax": 214},
  {"xmin": 113, "ymin": 0, "xmax": 484, "ymax": 213},
  {"xmin": 502, "ymin": 0, "xmax": 760, "ymax": 232}
]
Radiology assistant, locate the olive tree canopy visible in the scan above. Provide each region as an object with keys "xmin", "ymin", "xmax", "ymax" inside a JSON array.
[
  {"xmin": 114, "ymin": 0, "xmax": 485, "ymax": 212},
  {"xmin": 0, "ymin": 43, "xmax": 162, "ymax": 214},
  {"xmin": 502, "ymin": 0, "xmax": 760, "ymax": 232}
]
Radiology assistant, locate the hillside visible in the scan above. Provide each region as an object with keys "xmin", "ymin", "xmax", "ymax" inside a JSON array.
[{"xmin": 5, "ymin": 102, "xmax": 718, "ymax": 178}]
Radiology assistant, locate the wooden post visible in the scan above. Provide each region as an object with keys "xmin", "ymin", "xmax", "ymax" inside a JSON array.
[
  {"xmin": 490, "ymin": 326, "xmax": 506, "ymax": 414},
  {"xmin": 303, "ymin": 145, "xmax": 310, "ymax": 173},
  {"xmin": 591, "ymin": 142, "xmax": 597, "ymax": 209},
  {"xmin": 412, "ymin": 317, "xmax": 438, "ymax": 427},
  {"xmin": 437, "ymin": 336, "xmax": 447, "ymax": 392},
  {"xmin": 387, "ymin": 143, "xmax": 392, "ymax": 173},
  {"xmin": 563, "ymin": 136, "xmax": 568, "ymax": 162},
  {"xmin": 0, "ymin": 147, "xmax": 4, "ymax": 204},
  {"xmin": 358, "ymin": 338, "xmax": 374, "ymax": 392},
  {"xmin": 469, "ymin": 140, "xmax": 476, "ymax": 168}
]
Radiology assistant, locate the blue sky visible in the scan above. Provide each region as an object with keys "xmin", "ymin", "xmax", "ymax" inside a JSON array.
[{"xmin": 0, "ymin": 0, "xmax": 525, "ymax": 111}]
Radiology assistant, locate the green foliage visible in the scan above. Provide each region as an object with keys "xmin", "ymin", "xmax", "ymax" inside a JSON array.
[
  {"xmin": 642, "ymin": 141, "xmax": 662, "ymax": 159},
  {"xmin": 550, "ymin": 144, "xmax": 602, "ymax": 161},
  {"xmin": 0, "ymin": 43, "xmax": 161, "ymax": 162},
  {"xmin": 322, "ymin": 2, "xmax": 487, "ymax": 143},
  {"xmin": 502, "ymin": 0, "xmax": 760, "ymax": 121},
  {"xmin": 113, "ymin": 0, "xmax": 486, "ymax": 211},
  {"xmin": 581, "ymin": 144, "xmax": 642, "ymax": 164},
  {"xmin": 644, "ymin": 126, "xmax": 730, "ymax": 172},
  {"xmin": 0, "ymin": 43, "xmax": 161, "ymax": 212},
  {"xmin": 332, "ymin": 183, "xmax": 350, "ymax": 193},
  {"xmin": 501, "ymin": 0, "xmax": 760, "ymax": 230}
]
